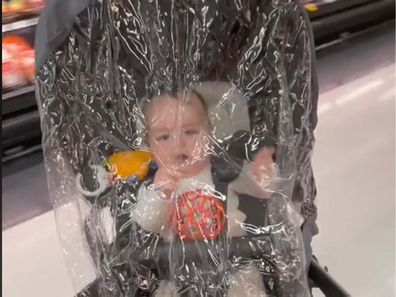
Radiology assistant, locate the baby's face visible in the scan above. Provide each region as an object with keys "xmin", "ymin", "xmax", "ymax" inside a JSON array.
[{"xmin": 145, "ymin": 93, "xmax": 211, "ymax": 178}]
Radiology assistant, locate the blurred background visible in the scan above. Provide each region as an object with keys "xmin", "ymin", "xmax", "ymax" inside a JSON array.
[{"xmin": 2, "ymin": 0, "xmax": 395, "ymax": 296}]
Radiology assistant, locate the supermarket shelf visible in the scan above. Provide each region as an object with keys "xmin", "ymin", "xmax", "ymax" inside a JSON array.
[
  {"xmin": 306, "ymin": 0, "xmax": 374, "ymax": 19},
  {"xmin": 2, "ymin": 17, "xmax": 39, "ymax": 33},
  {"xmin": 311, "ymin": 0, "xmax": 395, "ymax": 43},
  {"xmin": 2, "ymin": 85, "xmax": 35, "ymax": 100},
  {"xmin": 315, "ymin": 19, "xmax": 395, "ymax": 52},
  {"xmin": 2, "ymin": 142, "xmax": 42, "ymax": 163},
  {"xmin": 2, "ymin": 85, "xmax": 37, "ymax": 116},
  {"xmin": 2, "ymin": 109, "xmax": 41, "ymax": 148}
]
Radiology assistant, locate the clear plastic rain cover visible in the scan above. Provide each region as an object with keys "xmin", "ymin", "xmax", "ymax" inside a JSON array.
[{"xmin": 35, "ymin": 0, "xmax": 317, "ymax": 296}]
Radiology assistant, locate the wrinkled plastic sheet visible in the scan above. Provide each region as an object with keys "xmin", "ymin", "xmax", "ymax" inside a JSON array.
[{"xmin": 35, "ymin": 0, "xmax": 317, "ymax": 296}]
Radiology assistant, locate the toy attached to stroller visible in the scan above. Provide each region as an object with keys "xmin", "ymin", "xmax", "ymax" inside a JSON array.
[{"xmin": 34, "ymin": 0, "xmax": 350, "ymax": 296}]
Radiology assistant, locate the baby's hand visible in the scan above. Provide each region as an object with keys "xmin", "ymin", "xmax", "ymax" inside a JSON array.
[
  {"xmin": 153, "ymin": 167, "xmax": 179, "ymax": 199},
  {"xmin": 250, "ymin": 147, "xmax": 276, "ymax": 188}
]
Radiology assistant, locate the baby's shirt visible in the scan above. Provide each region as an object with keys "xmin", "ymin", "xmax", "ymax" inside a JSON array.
[{"xmin": 131, "ymin": 166, "xmax": 247, "ymax": 241}]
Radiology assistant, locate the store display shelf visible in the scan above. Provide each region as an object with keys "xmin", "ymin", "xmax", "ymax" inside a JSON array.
[
  {"xmin": 311, "ymin": 0, "xmax": 395, "ymax": 43},
  {"xmin": 2, "ymin": 17, "xmax": 39, "ymax": 33},
  {"xmin": 3, "ymin": 85, "xmax": 35, "ymax": 100},
  {"xmin": 2, "ymin": 109, "xmax": 41, "ymax": 148},
  {"xmin": 306, "ymin": 0, "xmax": 374, "ymax": 19},
  {"xmin": 2, "ymin": 85, "xmax": 37, "ymax": 116}
]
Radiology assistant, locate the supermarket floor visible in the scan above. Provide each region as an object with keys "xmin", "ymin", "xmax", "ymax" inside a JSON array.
[{"xmin": 2, "ymin": 22, "xmax": 395, "ymax": 297}]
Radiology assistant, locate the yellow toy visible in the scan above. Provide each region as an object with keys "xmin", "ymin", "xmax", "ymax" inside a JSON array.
[
  {"xmin": 107, "ymin": 150, "xmax": 153, "ymax": 182},
  {"xmin": 76, "ymin": 150, "xmax": 154, "ymax": 197}
]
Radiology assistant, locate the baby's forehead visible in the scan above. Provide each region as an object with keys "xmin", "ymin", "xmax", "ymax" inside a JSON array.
[
  {"xmin": 144, "ymin": 95, "xmax": 178, "ymax": 113},
  {"xmin": 144, "ymin": 92, "xmax": 206, "ymax": 119}
]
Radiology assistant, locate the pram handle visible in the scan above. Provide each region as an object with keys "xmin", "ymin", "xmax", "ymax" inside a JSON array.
[{"xmin": 309, "ymin": 257, "xmax": 351, "ymax": 297}]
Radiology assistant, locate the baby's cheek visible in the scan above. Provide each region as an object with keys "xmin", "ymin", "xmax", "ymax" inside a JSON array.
[
  {"xmin": 157, "ymin": 149, "xmax": 178, "ymax": 169},
  {"xmin": 150, "ymin": 147, "xmax": 167, "ymax": 166},
  {"xmin": 155, "ymin": 152, "xmax": 168, "ymax": 166},
  {"xmin": 191, "ymin": 143, "xmax": 204, "ymax": 159},
  {"xmin": 196, "ymin": 138, "xmax": 210, "ymax": 157}
]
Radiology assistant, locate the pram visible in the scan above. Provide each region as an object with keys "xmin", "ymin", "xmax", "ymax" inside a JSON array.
[{"xmin": 34, "ymin": 0, "xmax": 350, "ymax": 296}]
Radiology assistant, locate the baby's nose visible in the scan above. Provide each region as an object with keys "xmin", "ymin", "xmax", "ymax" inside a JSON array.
[{"xmin": 171, "ymin": 133, "xmax": 187, "ymax": 147}]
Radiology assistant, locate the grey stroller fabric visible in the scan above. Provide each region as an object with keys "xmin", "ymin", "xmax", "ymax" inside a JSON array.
[{"xmin": 35, "ymin": 1, "xmax": 319, "ymax": 296}]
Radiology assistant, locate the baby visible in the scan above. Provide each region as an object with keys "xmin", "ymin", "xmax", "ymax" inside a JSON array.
[{"xmin": 132, "ymin": 90, "xmax": 276, "ymax": 297}]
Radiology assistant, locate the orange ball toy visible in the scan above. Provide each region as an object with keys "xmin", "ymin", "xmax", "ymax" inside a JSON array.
[{"xmin": 172, "ymin": 190, "xmax": 225, "ymax": 241}]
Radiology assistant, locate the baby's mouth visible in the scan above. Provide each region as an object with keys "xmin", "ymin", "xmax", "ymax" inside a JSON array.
[{"xmin": 176, "ymin": 154, "xmax": 190, "ymax": 165}]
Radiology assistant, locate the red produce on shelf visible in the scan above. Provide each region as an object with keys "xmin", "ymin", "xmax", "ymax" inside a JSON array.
[
  {"xmin": 3, "ymin": 35, "xmax": 31, "ymax": 52},
  {"xmin": 2, "ymin": 0, "xmax": 45, "ymax": 21},
  {"xmin": 26, "ymin": 0, "xmax": 45, "ymax": 10},
  {"xmin": 17, "ymin": 47, "xmax": 35, "ymax": 82},
  {"xmin": 2, "ymin": 35, "xmax": 35, "ymax": 90},
  {"xmin": 2, "ymin": 0, "xmax": 27, "ymax": 16},
  {"xmin": 2, "ymin": 47, "xmax": 26, "ymax": 89}
]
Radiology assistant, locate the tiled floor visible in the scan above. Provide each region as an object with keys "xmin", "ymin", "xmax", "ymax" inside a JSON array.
[{"xmin": 2, "ymin": 22, "xmax": 395, "ymax": 297}]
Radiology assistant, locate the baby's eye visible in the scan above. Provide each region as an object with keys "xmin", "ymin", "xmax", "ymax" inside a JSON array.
[
  {"xmin": 156, "ymin": 134, "xmax": 170, "ymax": 141},
  {"xmin": 185, "ymin": 129, "xmax": 199, "ymax": 136}
]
